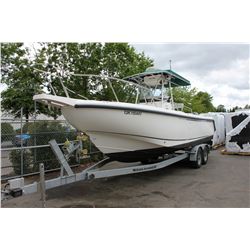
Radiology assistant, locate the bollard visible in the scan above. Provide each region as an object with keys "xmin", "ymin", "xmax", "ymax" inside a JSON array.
[{"xmin": 39, "ymin": 163, "xmax": 46, "ymax": 208}]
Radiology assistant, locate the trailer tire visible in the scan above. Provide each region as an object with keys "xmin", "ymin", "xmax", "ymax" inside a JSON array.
[
  {"xmin": 202, "ymin": 146, "xmax": 209, "ymax": 165},
  {"xmin": 192, "ymin": 147, "xmax": 203, "ymax": 169}
]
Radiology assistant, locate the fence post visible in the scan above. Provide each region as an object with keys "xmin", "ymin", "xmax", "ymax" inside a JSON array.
[
  {"xmin": 89, "ymin": 138, "xmax": 92, "ymax": 159},
  {"xmin": 39, "ymin": 163, "xmax": 46, "ymax": 208},
  {"xmin": 34, "ymin": 101, "xmax": 37, "ymax": 170},
  {"xmin": 20, "ymin": 107, "xmax": 24, "ymax": 176}
]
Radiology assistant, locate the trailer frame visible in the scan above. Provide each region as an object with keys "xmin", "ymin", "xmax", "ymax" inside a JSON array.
[{"xmin": 1, "ymin": 141, "xmax": 210, "ymax": 200}]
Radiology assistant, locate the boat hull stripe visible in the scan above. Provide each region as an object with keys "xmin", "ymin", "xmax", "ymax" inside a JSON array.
[{"xmin": 88, "ymin": 130, "xmax": 213, "ymax": 142}]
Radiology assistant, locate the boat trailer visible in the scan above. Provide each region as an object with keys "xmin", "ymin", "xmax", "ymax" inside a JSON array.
[{"xmin": 1, "ymin": 140, "xmax": 210, "ymax": 201}]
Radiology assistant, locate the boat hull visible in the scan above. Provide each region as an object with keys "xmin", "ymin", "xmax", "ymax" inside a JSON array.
[{"xmin": 61, "ymin": 102, "xmax": 215, "ymax": 162}]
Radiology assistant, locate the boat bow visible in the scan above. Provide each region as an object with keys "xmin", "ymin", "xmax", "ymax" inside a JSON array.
[{"xmin": 33, "ymin": 94, "xmax": 79, "ymax": 108}]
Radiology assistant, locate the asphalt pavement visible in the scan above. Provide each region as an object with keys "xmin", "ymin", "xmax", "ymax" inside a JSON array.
[{"xmin": 1, "ymin": 149, "xmax": 250, "ymax": 208}]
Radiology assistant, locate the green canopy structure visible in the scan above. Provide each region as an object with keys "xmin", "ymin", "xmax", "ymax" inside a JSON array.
[{"xmin": 124, "ymin": 67, "xmax": 190, "ymax": 87}]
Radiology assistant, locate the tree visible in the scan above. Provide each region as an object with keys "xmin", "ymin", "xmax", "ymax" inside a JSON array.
[
  {"xmin": 229, "ymin": 106, "xmax": 242, "ymax": 112},
  {"xmin": 1, "ymin": 43, "xmax": 48, "ymax": 121},
  {"xmin": 1, "ymin": 43, "xmax": 153, "ymax": 119},
  {"xmin": 93, "ymin": 43, "xmax": 153, "ymax": 102},
  {"xmin": 27, "ymin": 121, "xmax": 76, "ymax": 171},
  {"xmin": 228, "ymin": 105, "xmax": 250, "ymax": 112},
  {"xmin": 172, "ymin": 87, "xmax": 216, "ymax": 113},
  {"xmin": 191, "ymin": 91, "xmax": 216, "ymax": 113},
  {"xmin": 1, "ymin": 122, "xmax": 15, "ymax": 142},
  {"xmin": 36, "ymin": 43, "xmax": 153, "ymax": 101},
  {"xmin": 216, "ymin": 104, "xmax": 226, "ymax": 112},
  {"xmin": 9, "ymin": 120, "xmax": 77, "ymax": 175},
  {"xmin": 10, "ymin": 149, "xmax": 33, "ymax": 175}
]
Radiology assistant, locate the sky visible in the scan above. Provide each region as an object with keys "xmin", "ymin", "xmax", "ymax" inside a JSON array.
[{"xmin": 132, "ymin": 43, "xmax": 250, "ymax": 109}]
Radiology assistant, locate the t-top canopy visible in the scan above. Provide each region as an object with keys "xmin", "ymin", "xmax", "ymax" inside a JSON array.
[{"xmin": 124, "ymin": 67, "xmax": 191, "ymax": 87}]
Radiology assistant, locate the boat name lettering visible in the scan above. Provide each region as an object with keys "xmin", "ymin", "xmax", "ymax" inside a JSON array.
[
  {"xmin": 133, "ymin": 165, "xmax": 157, "ymax": 172},
  {"xmin": 124, "ymin": 110, "xmax": 142, "ymax": 115}
]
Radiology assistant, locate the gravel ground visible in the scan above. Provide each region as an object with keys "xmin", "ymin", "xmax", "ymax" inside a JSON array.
[{"xmin": 1, "ymin": 149, "xmax": 250, "ymax": 208}]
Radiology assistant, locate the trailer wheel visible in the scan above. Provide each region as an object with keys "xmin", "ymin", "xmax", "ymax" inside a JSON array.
[
  {"xmin": 192, "ymin": 147, "xmax": 203, "ymax": 169},
  {"xmin": 202, "ymin": 146, "xmax": 209, "ymax": 165}
]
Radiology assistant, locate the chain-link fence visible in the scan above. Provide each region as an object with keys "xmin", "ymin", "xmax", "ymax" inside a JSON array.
[{"xmin": 1, "ymin": 117, "xmax": 103, "ymax": 181}]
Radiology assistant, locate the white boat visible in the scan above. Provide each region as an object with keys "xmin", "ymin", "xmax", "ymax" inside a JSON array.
[{"xmin": 34, "ymin": 68, "xmax": 215, "ymax": 162}]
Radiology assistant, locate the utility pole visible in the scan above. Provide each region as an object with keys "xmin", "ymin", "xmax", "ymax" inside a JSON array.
[{"xmin": 169, "ymin": 60, "xmax": 172, "ymax": 70}]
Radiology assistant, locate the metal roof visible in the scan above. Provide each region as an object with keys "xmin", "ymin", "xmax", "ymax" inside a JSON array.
[{"xmin": 124, "ymin": 68, "xmax": 191, "ymax": 87}]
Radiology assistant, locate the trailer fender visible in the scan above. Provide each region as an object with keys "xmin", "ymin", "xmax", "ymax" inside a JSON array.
[{"xmin": 189, "ymin": 144, "xmax": 210, "ymax": 162}]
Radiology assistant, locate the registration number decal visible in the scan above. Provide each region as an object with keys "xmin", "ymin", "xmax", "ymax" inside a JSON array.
[{"xmin": 124, "ymin": 110, "xmax": 142, "ymax": 115}]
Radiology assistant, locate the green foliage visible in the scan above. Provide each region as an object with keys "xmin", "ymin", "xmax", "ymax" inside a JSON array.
[
  {"xmin": 2, "ymin": 42, "xmax": 220, "ymax": 117},
  {"xmin": 171, "ymin": 87, "xmax": 194, "ymax": 112},
  {"xmin": 1, "ymin": 43, "xmax": 153, "ymax": 119},
  {"xmin": 9, "ymin": 121, "xmax": 77, "ymax": 175},
  {"xmin": 27, "ymin": 120, "xmax": 75, "ymax": 144},
  {"xmin": 192, "ymin": 91, "xmax": 216, "ymax": 113},
  {"xmin": 229, "ymin": 106, "xmax": 242, "ymax": 112},
  {"xmin": 1, "ymin": 43, "xmax": 50, "ymax": 121},
  {"xmin": 9, "ymin": 119, "xmax": 103, "ymax": 175},
  {"xmin": 37, "ymin": 43, "xmax": 153, "ymax": 101},
  {"xmin": 10, "ymin": 149, "xmax": 33, "ymax": 175},
  {"xmin": 101, "ymin": 43, "xmax": 153, "ymax": 78},
  {"xmin": 216, "ymin": 104, "xmax": 226, "ymax": 112},
  {"xmin": 27, "ymin": 121, "xmax": 76, "ymax": 171},
  {"xmin": 172, "ymin": 87, "xmax": 216, "ymax": 113},
  {"xmin": 1, "ymin": 122, "xmax": 15, "ymax": 142}
]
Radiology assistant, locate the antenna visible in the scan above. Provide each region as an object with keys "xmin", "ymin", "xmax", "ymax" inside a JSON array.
[{"xmin": 168, "ymin": 59, "xmax": 174, "ymax": 109}]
